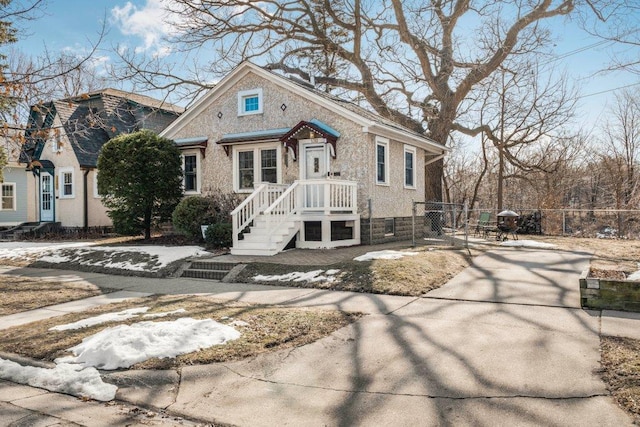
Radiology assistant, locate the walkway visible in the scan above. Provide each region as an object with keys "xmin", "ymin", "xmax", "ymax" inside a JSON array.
[{"xmin": 1, "ymin": 247, "xmax": 640, "ymax": 425}]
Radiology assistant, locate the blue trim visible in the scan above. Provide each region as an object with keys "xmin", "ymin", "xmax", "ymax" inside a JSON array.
[
  {"xmin": 309, "ymin": 119, "xmax": 341, "ymax": 137},
  {"xmin": 220, "ymin": 127, "xmax": 291, "ymax": 142},
  {"xmin": 174, "ymin": 136, "xmax": 208, "ymax": 146}
]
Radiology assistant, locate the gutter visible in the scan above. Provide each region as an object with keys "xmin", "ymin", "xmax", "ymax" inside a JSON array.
[{"xmin": 82, "ymin": 168, "xmax": 91, "ymax": 231}]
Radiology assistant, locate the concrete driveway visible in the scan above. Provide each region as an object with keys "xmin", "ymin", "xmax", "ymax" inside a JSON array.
[
  {"xmin": 0, "ymin": 247, "xmax": 635, "ymax": 426},
  {"xmin": 113, "ymin": 248, "xmax": 630, "ymax": 426}
]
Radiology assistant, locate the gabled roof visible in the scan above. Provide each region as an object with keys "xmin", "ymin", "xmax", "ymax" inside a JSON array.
[
  {"xmin": 160, "ymin": 62, "xmax": 448, "ymax": 155},
  {"xmin": 25, "ymin": 89, "xmax": 183, "ymax": 168}
]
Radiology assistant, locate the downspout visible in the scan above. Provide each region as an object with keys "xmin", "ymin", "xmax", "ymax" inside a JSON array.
[{"xmin": 83, "ymin": 168, "xmax": 90, "ymax": 231}]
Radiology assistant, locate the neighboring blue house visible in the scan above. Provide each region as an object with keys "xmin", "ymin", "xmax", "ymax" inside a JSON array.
[{"xmin": 0, "ymin": 127, "xmax": 35, "ymax": 228}]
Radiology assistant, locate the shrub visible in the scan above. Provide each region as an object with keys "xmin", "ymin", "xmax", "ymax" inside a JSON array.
[
  {"xmin": 172, "ymin": 197, "xmax": 215, "ymax": 240},
  {"xmin": 204, "ymin": 222, "xmax": 233, "ymax": 249},
  {"xmin": 98, "ymin": 130, "xmax": 183, "ymax": 239}
]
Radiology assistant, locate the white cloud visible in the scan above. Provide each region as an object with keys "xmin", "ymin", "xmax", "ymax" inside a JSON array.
[{"xmin": 111, "ymin": 0, "xmax": 177, "ymax": 57}]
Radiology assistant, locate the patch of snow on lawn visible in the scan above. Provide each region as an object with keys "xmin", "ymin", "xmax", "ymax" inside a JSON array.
[
  {"xmin": 254, "ymin": 269, "xmax": 340, "ymax": 283},
  {"xmin": 143, "ymin": 308, "xmax": 187, "ymax": 318},
  {"xmin": 50, "ymin": 308, "xmax": 150, "ymax": 331},
  {"xmin": 500, "ymin": 240, "xmax": 556, "ymax": 249},
  {"xmin": 37, "ymin": 245, "xmax": 208, "ymax": 272},
  {"xmin": 0, "ymin": 358, "xmax": 116, "ymax": 401},
  {"xmin": 0, "ymin": 241, "xmax": 96, "ymax": 261},
  {"xmin": 56, "ymin": 318, "xmax": 241, "ymax": 370},
  {"xmin": 354, "ymin": 250, "xmax": 419, "ymax": 261},
  {"xmin": 627, "ymin": 270, "xmax": 640, "ymax": 281}
]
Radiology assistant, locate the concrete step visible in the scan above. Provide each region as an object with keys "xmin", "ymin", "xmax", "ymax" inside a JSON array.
[
  {"xmin": 189, "ymin": 261, "xmax": 236, "ymax": 271},
  {"xmin": 230, "ymin": 247, "xmax": 280, "ymax": 256},
  {"xmin": 181, "ymin": 268, "xmax": 228, "ymax": 280}
]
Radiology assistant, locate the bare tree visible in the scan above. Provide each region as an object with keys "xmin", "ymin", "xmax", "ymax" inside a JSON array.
[
  {"xmin": 113, "ymin": 0, "xmax": 605, "ymax": 201},
  {"xmin": 597, "ymin": 88, "xmax": 640, "ymax": 209},
  {"xmin": 465, "ymin": 60, "xmax": 578, "ymax": 210}
]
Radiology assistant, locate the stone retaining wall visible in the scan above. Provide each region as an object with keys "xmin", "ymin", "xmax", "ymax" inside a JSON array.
[{"xmin": 580, "ymin": 269, "xmax": 640, "ymax": 312}]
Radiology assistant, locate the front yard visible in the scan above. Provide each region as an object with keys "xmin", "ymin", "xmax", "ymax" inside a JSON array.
[{"xmin": 2, "ymin": 235, "xmax": 640, "ymax": 421}]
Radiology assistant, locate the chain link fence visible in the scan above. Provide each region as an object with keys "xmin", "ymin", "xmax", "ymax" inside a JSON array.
[
  {"xmin": 413, "ymin": 201, "xmax": 468, "ymax": 247},
  {"xmin": 467, "ymin": 208, "xmax": 640, "ymax": 239}
]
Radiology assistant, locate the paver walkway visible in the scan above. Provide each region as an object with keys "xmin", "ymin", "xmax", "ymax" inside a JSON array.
[{"xmin": 1, "ymin": 247, "xmax": 639, "ymax": 426}]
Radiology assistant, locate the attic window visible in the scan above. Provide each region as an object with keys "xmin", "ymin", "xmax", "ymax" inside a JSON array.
[{"xmin": 238, "ymin": 88, "xmax": 263, "ymax": 116}]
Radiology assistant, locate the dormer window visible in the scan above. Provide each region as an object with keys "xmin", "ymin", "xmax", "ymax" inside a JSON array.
[{"xmin": 238, "ymin": 88, "xmax": 263, "ymax": 116}]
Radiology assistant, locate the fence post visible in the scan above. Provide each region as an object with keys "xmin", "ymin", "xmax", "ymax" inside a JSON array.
[
  {"xmin": 412, "ymin": 200, "xmax": 416, "ymax": 247},
  {"xmin": 451, "ymin": 204, "xmax": 456, "ymax": 246},
  {"xmin": 562, "ymin": 210, "xmax": 566, "ymax": 236}
]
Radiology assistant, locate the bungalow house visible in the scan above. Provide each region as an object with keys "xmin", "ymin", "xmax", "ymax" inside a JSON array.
[
  {"xmin": 160, "ymin": 62, "xmax": 448, "ymax": 255},
  {"xmin": 0, "ymin": 126, "xmax": 36, "ymax": 227},
  {"xmin": 22, "ymin": 89, "xmax": 183, "ymax": 230}
]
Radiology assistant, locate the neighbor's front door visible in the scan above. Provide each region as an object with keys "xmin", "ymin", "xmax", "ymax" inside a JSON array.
[
  {"xmin": 303, "ymin": 144, "xmax": 328, "ymax": 209},
  {"xmin": 40, "ymin": 172, "xmax": 54, "ymax": 222}
]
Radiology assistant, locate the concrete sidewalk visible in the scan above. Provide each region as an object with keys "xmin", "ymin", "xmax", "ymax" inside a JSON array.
[{"xmin": 1, "ymin": 248, "xmax": 640, "ymax": 425}]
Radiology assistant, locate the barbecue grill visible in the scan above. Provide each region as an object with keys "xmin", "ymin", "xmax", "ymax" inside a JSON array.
[{"xmin": 496, "ymin": 210, "xmax": 519, "ymax": 241}]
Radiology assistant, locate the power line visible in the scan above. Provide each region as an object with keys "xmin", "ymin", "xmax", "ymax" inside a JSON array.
[{"xmin": 578, "ymin": 81, "xmax": 640, "ymax": 99}]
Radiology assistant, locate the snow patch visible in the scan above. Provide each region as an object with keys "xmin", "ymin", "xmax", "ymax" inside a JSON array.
[
  {"xmin": 50, "ymin": 307, "xmax": 151, "ymax": 331},
  {"xmin": 56, "ymin": 318, "xmax": 241, "ymax": 370},
  {"xmin": 354, "ymin": 250, "xmax": 419, "ymax": 261},
  {"xmin": 254, "ymin": 269, "xmax": 340, "ymax": 283},
  {"xmin": 0, "ymin": 358, "xmax": 116, "ymax": 401},
  {"xmin": 500, "ymin": 240, "xmax": 556, "ymax": 249}
]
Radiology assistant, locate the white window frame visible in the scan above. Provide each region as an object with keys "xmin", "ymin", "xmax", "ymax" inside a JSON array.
[
  {"xmin": 384, "ymin": 218, "xmax": 395, "ymax": 236},
  {"xmin": 93, "ymin": 170, "xmax": 101, "ymax": 198},
  {"xmin": 232, "ymin": 143, "xmax": 281, "ymax": 193},
  {"xmin": 58, "ymin": 167, "xmax": 75, "ymax": 199},
  {"xmin": 404, "ymin": 145, "xmax": 417, "ymax": 189},
  {"xmin": 375, "ymin": 137, "xmax": 389, "ymax": 186},
  {"xmin": 1, "ymin": 182, "xmax": 16, "ymax": 211},
  {"xmin": 237, "ymin": 88, "xmax": 263, "ymax": 116},
  {"xmin": 181, "ymin": 150, "xmax": 202, "ymax": 195},
  {"xmin": 50, "ymin": 135, "xmax": 62, "ymax": 153}
]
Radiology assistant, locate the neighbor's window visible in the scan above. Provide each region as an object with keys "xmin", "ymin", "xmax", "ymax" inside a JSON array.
[
  {"xmin": 59, "ymin": 168, "xmax": 74, "ymax": 198},
  {"xmin": 376, "ymin": 137, "xmax": 389, "ymax": 185},
  {"xmin": 184, "ymin": 154, "xmax": 198, "ymax": 192},
  {"xmin": 404, "ymin": 145, "xmax": 416, "ymax": 188},
  {"xmin": 1, "ymin": 183, "xmax": 15, "ymax": 210},
  {"xmin": 93, "ymin": 170, "xmax": 102, "ymax": 198},
  {"xmin": 384, "ymin": 218, "xmax": 395, "ymax": 236},
  {"xmin": 238, "ymin": 88, "xmax": 263, "ymax": 116}
]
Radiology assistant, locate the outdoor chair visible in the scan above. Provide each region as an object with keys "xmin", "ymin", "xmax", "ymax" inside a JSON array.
[{"xmin": 474, "ymin": 212, "xmax": 494, "ymax": 238}]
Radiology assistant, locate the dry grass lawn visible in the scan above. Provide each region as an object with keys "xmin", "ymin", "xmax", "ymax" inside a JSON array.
[
  {"xmin": 0, "ymin": 294, "xmax": 361, "ymax": 369},
  {"xmin": 239, "ymin": 245, "xmax": 477, "ymax": 296},
  {"xmin": 600, "ymin": 336, "xmax": 640, "ymax": 424},
  {"xmin": 0, "ymin": 276, "xmax": 103, "ymax": 316},
  {"xmin": 521, "ymin": 235, "xmax": 640, "ymax": 272}
]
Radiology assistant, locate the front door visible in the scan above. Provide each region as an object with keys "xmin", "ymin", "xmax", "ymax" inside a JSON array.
[
  {"xmin": 303, "ymin": 144, "xmax": 328, "ymax": 209},
  {"xmin": 40, "ymin": 172, "xmax": 54, "ymax": 222}
]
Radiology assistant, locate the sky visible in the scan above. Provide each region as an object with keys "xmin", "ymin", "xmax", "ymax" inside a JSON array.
[{"xmin": 8, "ymin": 0, "xmax": 640, "ymax": 132}]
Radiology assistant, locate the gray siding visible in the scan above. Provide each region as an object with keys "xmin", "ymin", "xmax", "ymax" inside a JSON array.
[{"xmin": 0, "ymin": 167, "xmax": 29, "ymax": 225}]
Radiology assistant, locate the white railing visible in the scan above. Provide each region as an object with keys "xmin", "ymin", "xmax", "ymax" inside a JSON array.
[
  {"xmin": 264, "ymin": 181, "xmax": 300, "ymax": 234},
  {"xmin": 231, "ymin": 183, "xmax": 287, "ymax": 247},
  {"xmin": 233, "ymin": 179, "xmax": 358, "ymax": 247},
  {"xmin": 300, "ymin": 179, "xmax": 357, "ymax": 213}
]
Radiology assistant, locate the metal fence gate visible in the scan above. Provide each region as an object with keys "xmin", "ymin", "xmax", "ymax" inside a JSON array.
[{"xmin": 412, "ymin": 201, "xmax": 468, "ymax": 247}]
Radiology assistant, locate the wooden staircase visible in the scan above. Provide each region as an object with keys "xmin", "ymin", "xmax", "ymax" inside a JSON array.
[{"xmin": 230, "ymin": 180, "xmax": 358, "ymax": 256}]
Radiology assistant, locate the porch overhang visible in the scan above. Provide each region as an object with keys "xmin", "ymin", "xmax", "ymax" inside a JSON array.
[
  {"xmin": 174, "ymin": 136, "xmax": 208, "ymax": 158},
  {"xmin": 216, "ymin": 128, "xmax": 290, "ymax": 156},
  {"xmin": 280, "ymin": 119, "xmax": 340, "ymax": 160}
]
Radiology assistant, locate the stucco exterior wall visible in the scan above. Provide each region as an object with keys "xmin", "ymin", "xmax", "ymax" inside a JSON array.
[
  {"xmin": 170, "ymin": 70, "xmax": 430, "ymax": 220},
  {"xmin": 38, "ymin": 123, "xmax": 111, "ymax": 227}
]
